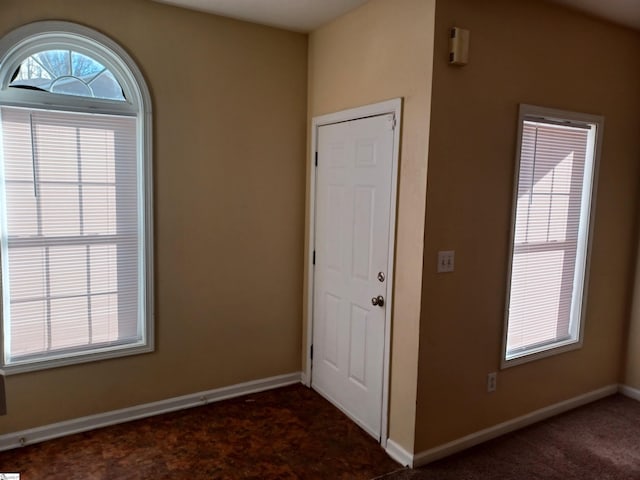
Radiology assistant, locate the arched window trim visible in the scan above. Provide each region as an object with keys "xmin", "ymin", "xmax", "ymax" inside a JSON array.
[{"xmin": 0, "ymin": 21, "xmax": 154, "ymax": 374}]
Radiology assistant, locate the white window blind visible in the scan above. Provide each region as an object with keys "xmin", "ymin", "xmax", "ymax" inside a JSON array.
[
  {"xmin": 504, "ymin": 107, "xmax": 600, "ymax": 364},
  {"xmin": 0, "ymin": 106, "xmax": 145, "ymax": 367}
]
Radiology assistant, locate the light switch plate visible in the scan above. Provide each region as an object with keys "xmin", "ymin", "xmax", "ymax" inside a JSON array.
[{"xmin": 437, "ymin": 250, "xmax": 455, "ymax": 273}]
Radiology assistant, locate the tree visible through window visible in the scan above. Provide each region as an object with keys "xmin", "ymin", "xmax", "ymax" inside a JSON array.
[
  {"xmin": 0, "ymin": 21, "xmax": 153, "ymax": 374},
  {"xmin": 10, "ymin": 49, "xmax": 125, "ymax": 101}
]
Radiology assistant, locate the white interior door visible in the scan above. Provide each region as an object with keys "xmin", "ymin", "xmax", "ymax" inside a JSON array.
[{"xmin": 312, "ymin": 112, "xmax": 395, "ymax": 439}]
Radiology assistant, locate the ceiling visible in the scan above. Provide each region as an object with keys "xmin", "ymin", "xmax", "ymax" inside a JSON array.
[
  {"xmin": 152, "ymin": 0, "xmax": 640, "ymax": 32},
  {"xmin": 152, "ymin": 0, "xmax": 369, "ymax": 32},
  {"xmin": 549, "ymin": 0, "xmax": 640, "ymax": 31}
]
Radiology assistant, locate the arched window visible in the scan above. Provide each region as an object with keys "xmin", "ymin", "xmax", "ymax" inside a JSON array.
[
  {"xmin": 10, "ymin": 49, "xmax": 126, "ymax": 101},
  {"xmin": 0, "ymin": 22, "xmax": 153, "ymax": 373}
]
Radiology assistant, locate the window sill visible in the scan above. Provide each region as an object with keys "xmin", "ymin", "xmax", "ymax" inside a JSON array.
[
  {"xmin": 501, "ymin": 338, "xmax": 583, "ymax": 369},
  {"xmin": 1, "ymin": 342, "xmax": 154, "ymax": 375}
]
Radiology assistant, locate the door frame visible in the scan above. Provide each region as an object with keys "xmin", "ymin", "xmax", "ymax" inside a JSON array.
[{"xmin": 305, "ymin": 98, "xmax": 402, "ymax": 446}]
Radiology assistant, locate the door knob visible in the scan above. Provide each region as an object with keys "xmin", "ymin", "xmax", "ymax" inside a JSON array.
[{"xmin": 371, "ymin": 295, "xmax": 385, "ymax": 307}]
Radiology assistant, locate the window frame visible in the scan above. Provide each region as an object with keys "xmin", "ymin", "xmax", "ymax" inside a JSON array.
[
  {"xmin": 501, "ymin": 104, "xmax": 603, "ymax": 369},
  {"xmin": 0, "ymin": 21, "xmax": 154, "ymax": 375}
]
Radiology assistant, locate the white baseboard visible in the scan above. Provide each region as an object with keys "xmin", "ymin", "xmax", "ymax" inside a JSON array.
[
  {"xmin": 619, "ymin": 384, "xmax": 640, "ymax": 401},
  {"xmin": 2, "ymin": 375, "xmax": 622, "ymax": 464},
  {"xmin": 0, "ymin": 372, "xmax": 301, "ymax": 452},
  {"xmin": 411, "ymin": 384, "xmax": 618, "ymax": 468},
  {"xmin": 385, "ymin": 439, "xmax": 413, "ymax": 467}
]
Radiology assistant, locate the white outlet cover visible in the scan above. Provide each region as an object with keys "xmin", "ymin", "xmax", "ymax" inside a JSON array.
[{"xmin": 487, "ymin": 372, "xmax": 497, "ymax": 392}]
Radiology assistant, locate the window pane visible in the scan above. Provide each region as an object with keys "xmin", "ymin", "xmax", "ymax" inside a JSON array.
[
  {"xmin": 508, "ymin": 249, "xmax": 569, "ymax": 350},
  {"xmin": 89, "ymin": 71, "xmax": 125, "ymax": 101},
  {"xmin": 79, "ymin": 127, "xmax": 116, "ymax": 183},
  {"xmin": 5, "ymin": 183, "xmax": 38, "ymax": 236},
  {"xmin": 34, "ymin": 50, "xmax": 70, "ymax": 78},
  {"xmin": 9, "ymin": 49, "xmax": 125, "ymax": 101},
  {"xmin": 548, "ymin": 196, "xmax": 571, "ymax": 242},
  {"xmin": 39, "ymin": 184, "xmax": 81, "ymax": 236},
  {"xmin": 89, "ymin": 244, "xmax": 118, "ymax": 294},
  {"xmin": 10, "ymin": 57, "xmax": 53, "ymax": 90},
  {"xmin": 34, "ymin": 121, "xmax": 79, "ymax": 182},
  {"xmin": 90, "ymin": 294, "xmax": 119, "ymax": 343},
  {"xmin": 71, "ymin": 51, "xmax": 105, "ymax": 79},
  {"xmin": 83, "ymin": 185, "xmax": 117, "ymax": 235},
  {"xmin": 10, "ymin": 301, "xmax": 47, "ymax": 357},
  {"xmin": 50, "ymin": 297, "xmax": 89, "ymax": 349},
  {"xmin": 526, "ymin": 193, "xmax": 552, "ymax": 243},
  {"xmin": 51, "ymin": 77, "xmax": 92, "ymax": 97},
  {"xmin": 8, "ymin": 247, "xmax": 46, "ymax": 301},
  {"xmin": 48, "ymin": 246, "xmax": 88, "ymax": 298},
  {"xmin": 0, "ymin": 110, "xmax": 34, "ymax": 182}
]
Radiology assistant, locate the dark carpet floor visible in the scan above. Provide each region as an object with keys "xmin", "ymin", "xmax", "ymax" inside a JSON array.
[
  {"xmin": 377, "ymin": 394, "xmax": 640, "ymax": 480},
  {"xmin": 2, "ymin": 386, "xmax": 639, "ymax": 480},
  {"xmin": 0, "ymin": 383, "xmax": 399, "ymax": 479}
]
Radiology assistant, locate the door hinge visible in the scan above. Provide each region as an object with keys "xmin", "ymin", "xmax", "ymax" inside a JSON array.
[
  {"xmin": 310, "ymin": 344, "xmax": 314, "ymax": 360},
  {"xmin": 312, "ymin": 250, "xmax": 316, "ymax": 265},
  {"xmin": 390, "ymin": 115, "xmax": 397, "ymax": 130},
  {"xmin": 315, "ymin": 151, "xmax": 318, "ymax": 167}
]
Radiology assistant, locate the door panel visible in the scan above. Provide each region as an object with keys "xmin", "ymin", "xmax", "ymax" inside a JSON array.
[{"xmin": 312, "ymin": 113, "xmax": 395, "ymax": 439}]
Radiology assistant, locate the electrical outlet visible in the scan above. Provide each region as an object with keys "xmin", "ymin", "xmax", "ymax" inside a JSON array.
[
  {"xmin": 437, "ymin": 250, "xmax": 455, "ymax": 273},
  {"xmin": 487, "ymin": 372, "xmax": 497, "ymax": 392}
]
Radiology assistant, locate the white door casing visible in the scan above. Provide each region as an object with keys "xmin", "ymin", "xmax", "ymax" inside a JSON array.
[{"xmin": 308, "ymin": 99, "xmax": 401, "ymax": 444}]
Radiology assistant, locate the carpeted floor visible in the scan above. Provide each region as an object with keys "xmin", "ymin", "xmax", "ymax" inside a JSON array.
[
  {"xmin": 376, "ymin": 394, "xmax": 640, "ymax": 480},
  {"xmin": 0, "ymin": 384, "xmax": 399, "ymax": 479}
]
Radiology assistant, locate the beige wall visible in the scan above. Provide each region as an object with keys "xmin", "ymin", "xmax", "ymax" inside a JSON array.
[
  {"xmin": 3, "ymin": 0, "xmax": 640, "ymax": 457},
  {"xmin": 415, "ymin": 0, "xmax": 640, "ymax": 451},
  {"xmin": 626, "ymin": 253, "xmax": 640, "ymax": 388},
  {"xmin": 307, "ymin": 0, "xmax": 436, "ymax": 451},
  {"xmin": 0, "ymin": 0, "xmax": 307, "ymax": 433}
]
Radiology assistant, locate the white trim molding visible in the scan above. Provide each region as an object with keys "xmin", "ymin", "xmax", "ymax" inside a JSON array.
[
  {"xmin": 0, "ymin": 372, "xmax": 301, "ymax": 452},
  {"xmin": 408, "ymin": 385, "xmax": 618, "ymax": 468},
  {"xmin": 619, "ymin": 384, "xmax": 640, "ymax": 402},
  {"xmin": 385, "ymin": 439, "xmax": 413, "ymax": 467}
]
